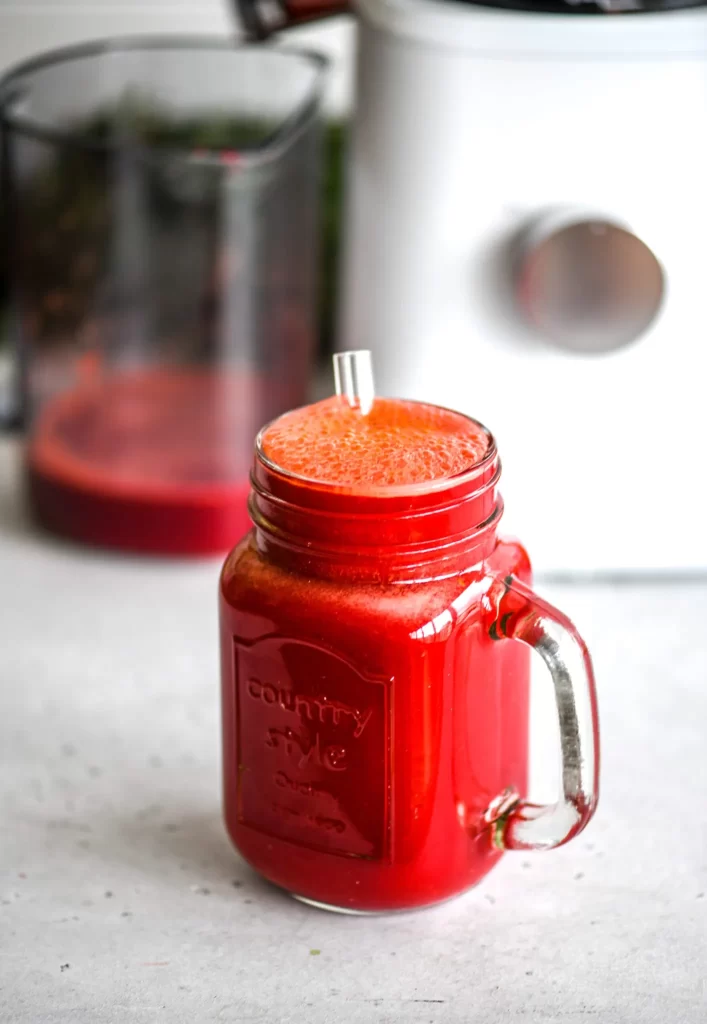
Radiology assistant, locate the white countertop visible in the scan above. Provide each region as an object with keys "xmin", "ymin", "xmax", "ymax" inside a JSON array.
[{"xmin": 1, "ymin": 439, "xmax": 705, "ymax": 1024}]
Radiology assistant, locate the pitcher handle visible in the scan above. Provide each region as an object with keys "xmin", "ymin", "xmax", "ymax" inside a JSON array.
[
  {"xmin": 485, "ymin": 574, "xmax": 600, "ymax": 852},
  {"xmin": 0, "ymin": 108, "xmax": 24, "ymax": 433},
  {"xmin": 234, "ymin": 0, "xmax": 349, "ymax": 39}
]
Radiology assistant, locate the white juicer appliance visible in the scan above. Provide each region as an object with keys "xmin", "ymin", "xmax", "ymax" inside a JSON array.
[{"xmin": 242, "ymin": 0, "xmax": 707, "ymax": 574}]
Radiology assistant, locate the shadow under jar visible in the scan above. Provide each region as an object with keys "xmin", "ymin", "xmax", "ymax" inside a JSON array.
[{"xmin": 219, "ymin": 374, "xmax": 600, "ymax": 913}]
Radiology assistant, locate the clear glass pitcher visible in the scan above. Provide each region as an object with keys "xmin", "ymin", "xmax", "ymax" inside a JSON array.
[{"xmin": 0, "ymin": 39, "xmax": 327, "ymax": 555}]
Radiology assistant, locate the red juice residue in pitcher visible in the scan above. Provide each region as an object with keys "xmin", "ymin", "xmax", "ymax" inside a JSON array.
[
  {"xmin": 220, "ymin": 394, "xmax": 531, "ymax": 912},
  {"xmin": 27, "ymin": 368, "xmax": 267, "ymax": 555}
]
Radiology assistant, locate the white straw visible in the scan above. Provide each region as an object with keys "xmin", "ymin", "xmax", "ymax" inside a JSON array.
[{"xmin": 333, "ymin": 350, "xmax": 375, "ymax": 416}]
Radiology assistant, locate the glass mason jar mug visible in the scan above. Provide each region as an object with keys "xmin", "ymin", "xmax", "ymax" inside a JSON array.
[{"xmin": 219, "ymin": 353, "xmax": 600, "ymax": 912}]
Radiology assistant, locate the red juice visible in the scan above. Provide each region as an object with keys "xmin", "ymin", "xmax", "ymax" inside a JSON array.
[
  {"xmin": 220, "ymin": 396, "xmax": 533, "ymax": 912},
  {"xmin": 27, "ymin": 368, "xmax": 270, "ymax": 555}
]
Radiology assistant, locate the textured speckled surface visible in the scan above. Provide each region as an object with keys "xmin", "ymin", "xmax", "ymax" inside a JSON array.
[{"xmin": 0, "ymin": 439, "xmax": 705, "ymax": 1023}]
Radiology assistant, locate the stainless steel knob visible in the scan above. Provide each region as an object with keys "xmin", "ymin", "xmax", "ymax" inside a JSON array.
[{"xmin": 513, "ymin": 210, "xmax": 665, "ymax": 354}]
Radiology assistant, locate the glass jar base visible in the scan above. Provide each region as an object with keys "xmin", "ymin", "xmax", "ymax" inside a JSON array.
[{"xmin": 290, "ymin": 887, "xmax": 477, "ymax": 915}]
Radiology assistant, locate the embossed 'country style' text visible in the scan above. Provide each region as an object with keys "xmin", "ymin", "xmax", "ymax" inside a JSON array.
[{"xmin": 247, "ymin": 679, "xmax": 373, "ymax": 738}]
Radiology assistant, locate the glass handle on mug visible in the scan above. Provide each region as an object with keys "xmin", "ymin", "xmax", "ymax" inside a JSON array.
[{"xmin": 485, "ymin": 574, "xmax": 600, "ymax": 851}]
